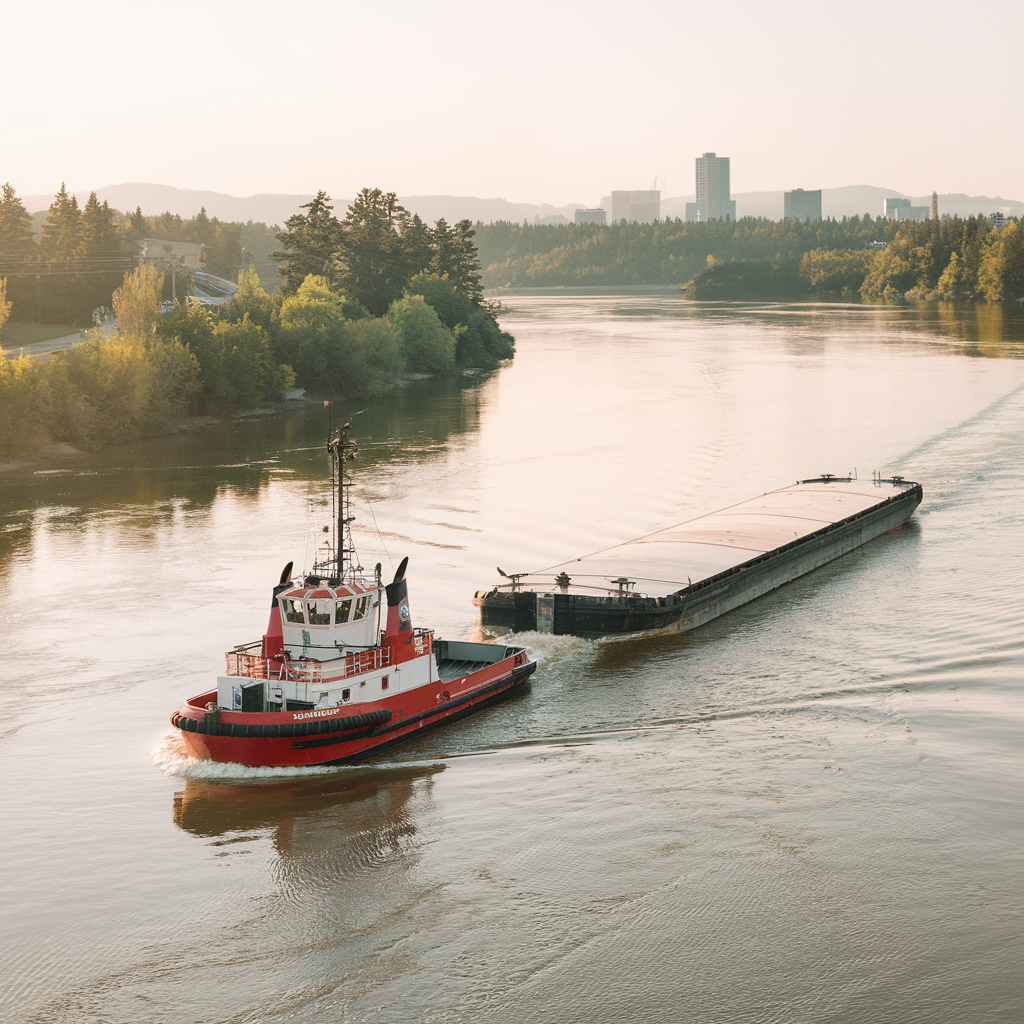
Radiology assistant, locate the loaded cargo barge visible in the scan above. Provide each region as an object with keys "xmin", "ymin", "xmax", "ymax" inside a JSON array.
[{"xmin": 474, "ymin": 475, "xmax": 922, "ymax": 638}]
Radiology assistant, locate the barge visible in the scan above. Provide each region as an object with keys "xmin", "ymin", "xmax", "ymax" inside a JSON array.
[
  {"xmin": 474, "ymin": 474, "xmax": 922, "ymax": 638},
  {"xmin": 171, "ymin": 421, "xmax": 536, "ymax": 768}
]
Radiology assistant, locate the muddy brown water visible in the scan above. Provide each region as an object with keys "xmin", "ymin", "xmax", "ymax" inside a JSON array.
[{"xmin": 2, "ymin": 297, "xmax": 1022, "ymax": 1023}]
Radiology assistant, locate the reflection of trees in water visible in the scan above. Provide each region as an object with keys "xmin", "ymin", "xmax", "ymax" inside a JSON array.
[
  {"xmin": 929, "ymin": 303, "xmax": 1024, "ymax": 355},
  {"xmin": 601, "ymin": 297, "xmax": 1024, "ymax": 357},
  {"xmin": 0, "ymin": 373, "xmax": 493, "ymax": 565}
]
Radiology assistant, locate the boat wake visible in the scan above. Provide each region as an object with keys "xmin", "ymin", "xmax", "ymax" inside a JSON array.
[
  {"xmin": 151, "ymin": 731, "xmax": 348, "ymax": 780},
  {"xmin": 511, "ymin": 630, "xmax": 595, "ymax": 660}
]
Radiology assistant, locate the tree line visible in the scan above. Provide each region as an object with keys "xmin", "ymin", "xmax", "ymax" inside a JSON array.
[
  {"xmin": 1, "ymin": 187, "xmax": 515, "ymax": 461},
  {"xmin": 473, "ymin": 214, "xmax": 1024, "ymax": 303},
  {"xmin": 269, "ymin": 188, "xmax": 513, "ymax": 370},
  {"xmin": 0, "ymin": 182, "xmax": 259, "ymax": 324}
]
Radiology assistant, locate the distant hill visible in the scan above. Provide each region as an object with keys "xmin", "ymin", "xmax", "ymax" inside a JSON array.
[
  {"xmin": 20, "ymin": 184, "xmax": 584, "ymax": 228},
  {"xmin": 21, "ymin": 182, "xmax": 1023, "ymax": 228},
  {"xmin": 398, "ymin": 195, "xmax": 582, "ymax": 225},
  {"xmin": 21, "ymin": 184, "xmax": 316, "ymax": 226}
]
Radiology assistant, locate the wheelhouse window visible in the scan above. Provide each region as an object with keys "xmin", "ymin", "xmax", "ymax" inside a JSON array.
[
  {"xmin": 335, "ymin": 599, "xmax": 352, "ymax": 624},
  {"xmin": 308, "ymin": 601, "xmax": 331, "ymax": 626},
  {"xmin": 353, "ymin": 595, "xmax": 370, "ymax": 621},
  {"xmin": 284, "ymin": 598, "xmax": 305, "ymax": 624}
]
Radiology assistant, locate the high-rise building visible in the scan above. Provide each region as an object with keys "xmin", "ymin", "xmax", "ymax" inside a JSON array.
[
  {"xmin": 610, "ymin": 191, "xmax": 660, "ymax": 224},
  {"xmin": 885, "ymin": 198, "xmax": 928, "ymax": 222},
  {"xmin": 895, "ymin": 206, "xmax": 929, "ymax": 223},
  {"xmin": 931, "ymin": 191, "xmax": 939, "ymax": 220},
  {"xmin": 784, "ymin": 189, "xmax": 822, "ymax": 222},
  {"xmin": 695, "ymin": 153, "xmax": 736, "ymax": 221},
  {"xmin": 575, "ymin": 208, "xmax": 607, "ymax": 225}
]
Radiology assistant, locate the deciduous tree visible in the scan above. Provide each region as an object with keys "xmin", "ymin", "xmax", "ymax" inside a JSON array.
[
  {"xmin": 387, "ymin": 294, "xmax": 456, "ymax": 374},
  {"xmin": 112, "ymin": 264, "xmax": 163, "ymax": 341}
]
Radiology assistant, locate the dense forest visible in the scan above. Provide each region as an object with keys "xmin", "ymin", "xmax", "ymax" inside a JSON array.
[
  {"xmin": 474, "ymin": 214, "xmax": 1024, "ymax": 303},
  {"xmin": 0, "ymin": 182, "xmax": 272, "ymax": 324},
  {"xmin": 1, "ymin": 188, "xmax": 514, "ymax": 461}
]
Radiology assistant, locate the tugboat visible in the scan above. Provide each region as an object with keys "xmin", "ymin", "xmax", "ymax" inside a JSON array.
[{"xmin": 171, "ymin": 422, "xmax": 536, "ymax": 768}]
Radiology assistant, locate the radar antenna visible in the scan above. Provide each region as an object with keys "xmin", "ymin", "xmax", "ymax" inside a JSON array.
[{"xmin": 316, "ymin": 417, "xmax": 360, "ymax": 582}]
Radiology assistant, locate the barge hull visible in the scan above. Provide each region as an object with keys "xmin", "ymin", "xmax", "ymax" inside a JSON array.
[{"xmin": 475, "ymin": 478, "xmax": 922, "ymax": 638}]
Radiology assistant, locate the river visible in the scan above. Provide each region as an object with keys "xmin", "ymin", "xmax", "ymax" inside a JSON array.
[{"xmin": 1, "ymin": 297, "xmax": 1022, "ymax": 1023}]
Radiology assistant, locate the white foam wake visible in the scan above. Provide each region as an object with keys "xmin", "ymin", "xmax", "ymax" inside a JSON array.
[{"xmin": 150, "ymin": 731, "xmax": 349, "ymax": 780}]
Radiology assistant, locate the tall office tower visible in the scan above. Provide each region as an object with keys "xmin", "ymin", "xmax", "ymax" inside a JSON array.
[
  {"xmin": 931, "ymin": 191, "xmax": 939, "ymax": 220},
  {"xmin": 695, "ymin": 153, "xmax": 736, "ymax": 221},
  {"xmin": 784, "ymin": 189, "xmax": 822, "ymax": 222}
]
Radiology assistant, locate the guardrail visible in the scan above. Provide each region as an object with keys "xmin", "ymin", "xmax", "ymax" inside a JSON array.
[{"xmin": 224, "ymin": 644, "xmax": 392, "ymax": 681}]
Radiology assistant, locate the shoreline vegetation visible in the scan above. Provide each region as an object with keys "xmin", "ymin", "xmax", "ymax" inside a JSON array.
[
  {"xmin": 474, "ymin": 214, "xmax": 1023, "ymax": 303},
  {"xmin": 2, "ymin": 180, "xmax": 1022, "ymax": 466},
  {"xmin": 1, "ymin": 188, "xmax": 513, "ymax": 463}
]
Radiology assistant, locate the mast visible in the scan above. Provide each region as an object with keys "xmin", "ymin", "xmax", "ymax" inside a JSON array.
[{"xmin": 320, "ymin": 421, "xmax": 359, "ymax": 582}]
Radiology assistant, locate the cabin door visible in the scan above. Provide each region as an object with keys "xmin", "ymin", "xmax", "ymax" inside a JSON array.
[{"xmin": 536, "ymin": 594, "xmax": 554, "ymax": 633}]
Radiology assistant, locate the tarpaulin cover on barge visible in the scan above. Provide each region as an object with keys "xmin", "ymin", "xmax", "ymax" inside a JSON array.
[{"xmin": 474, "ymin": 476, "xmax": 922, "ymax": 637}]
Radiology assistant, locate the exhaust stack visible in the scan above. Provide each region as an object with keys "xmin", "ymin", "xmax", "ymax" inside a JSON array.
[
  {"xmin": 384, "ymin": 556, "xmax": 413, "ymax": 638},
  {"xmin": 262, "ymin": 561, "xmax": 293, "ymax": 660}
]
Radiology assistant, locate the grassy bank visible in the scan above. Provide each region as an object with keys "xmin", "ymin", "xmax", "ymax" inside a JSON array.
[{"xmin": 0, "ymin": 323, "xmax": 88, "ymax": 348}]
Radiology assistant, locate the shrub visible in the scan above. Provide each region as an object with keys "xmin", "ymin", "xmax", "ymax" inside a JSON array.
[
  {"xmin": 0, "ymin": 348, "xmax": 47, "ymax": 459},
  {"xmin": 387, "ymin": 295, "xmax": 456, "ymax": 374}
]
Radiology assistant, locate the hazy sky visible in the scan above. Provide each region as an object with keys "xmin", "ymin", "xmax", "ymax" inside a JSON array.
[{"xmin": 4, "ymin": 0, "xmax": 1022, "ymax": 205}]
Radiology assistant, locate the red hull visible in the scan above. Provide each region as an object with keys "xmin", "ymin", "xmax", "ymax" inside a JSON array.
[{"xmin": 174, "ymin": 657, "xmax": 535, "ymax": 768}]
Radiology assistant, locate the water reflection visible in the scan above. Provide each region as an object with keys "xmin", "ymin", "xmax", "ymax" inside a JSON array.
[
  {"xmin": 0, "ymin": 373, "xmax": 493, "ymax": 571},
  {"xmin": 524, "ymin": 294, "xmax": 1024, "ymax": 358},
  {"xmin": 173, "ymin": 763, "xmax": 444, "ymax": 855}
]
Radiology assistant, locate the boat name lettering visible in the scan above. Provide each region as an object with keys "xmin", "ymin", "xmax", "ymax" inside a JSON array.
[{"xmin": 292, "ymin": 709, "xmax": 341, "ymax": 721}]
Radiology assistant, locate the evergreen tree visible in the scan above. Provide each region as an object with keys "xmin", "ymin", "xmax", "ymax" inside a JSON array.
[
  {"xmin": 80, "ymin": 192, "xmax": 121, "ymax": 257},
  {"xmin": 41, "ymin": 183, "xmax": 82, "ymax": 261},
  {"xmin": 189, "ymin": 206, "xmax": 210, "ymax": 243},
  {"xmin": 272, "ymin": 191, "xmax": 342, "ymax": 293},
  {"xmin": 432, "ymin": 218, "xmax": 484, "ymax": 302},
  {"xmin": 337, "ymin": 188, "xmax": 410, "ymax": 315},
  {"xmin": 126, "ymin": 205, "xmax": 145, "ymax": 237},
  {"xmin": 0, "ymin": 183, "xmax": 37, "ymax": 259},
  {"xmin": 400, "ymin": 212, "xmax": 435, "ymax": 279}
]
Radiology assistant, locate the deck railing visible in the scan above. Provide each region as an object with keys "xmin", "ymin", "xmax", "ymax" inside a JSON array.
[{"xmin": 224, "ymin": 643, "xmax": 391, "ymax": 682}]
